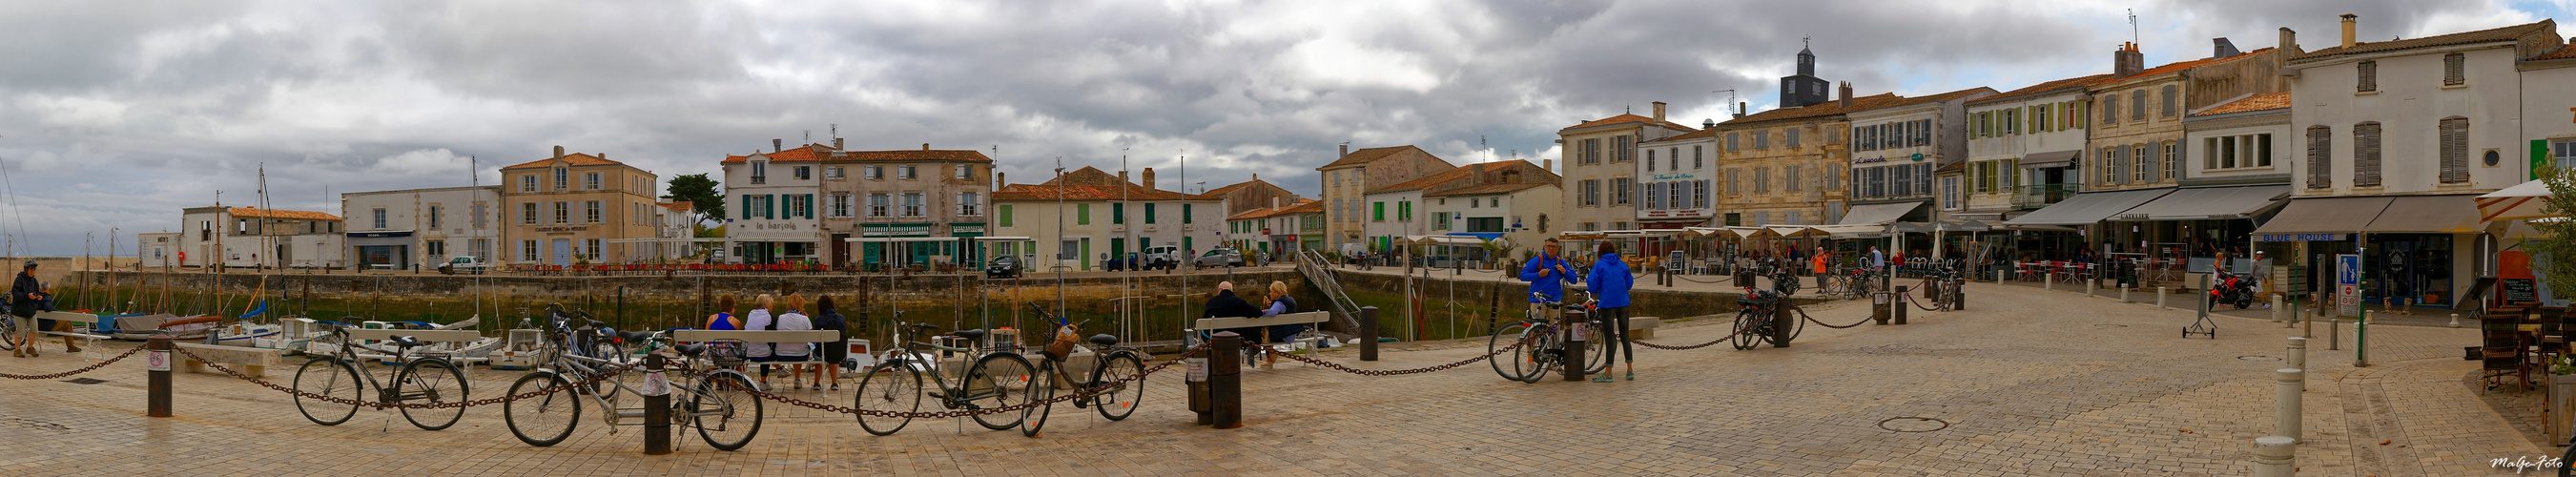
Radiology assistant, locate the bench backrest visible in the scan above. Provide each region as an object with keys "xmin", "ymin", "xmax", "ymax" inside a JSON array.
[
  {"xmin": 34, "ymin": 311, "xmax": 99, "ymax": 324},
  {"xmin": 1193, "ymin": 311, "xmax": 1329, "ymax": 331},
  {"xmin": 671, "ymin": 329, "xmax": 844, "ymax": 343},
  {"xmin": 342, "ymin": 328, "xmax": 485, "ymax": 343}
]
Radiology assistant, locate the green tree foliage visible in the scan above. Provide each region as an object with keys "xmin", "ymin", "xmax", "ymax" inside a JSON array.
[
  {"xmin": 2531, "ymin": 166, "xmax": 2576, "ymax": 300},
  {"xmin": 664, "ymin": 174, "xmax": 723, "ymax": 224}
]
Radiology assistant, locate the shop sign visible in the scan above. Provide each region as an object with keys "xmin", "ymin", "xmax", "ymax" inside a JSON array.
[
  {"xmin": 2336, "ymin": 254, "xmax": 2361, "ymax": 316},
  {"xmin": 2256, "ymin": 233, "xmax": 2343, "ymax": 242}
]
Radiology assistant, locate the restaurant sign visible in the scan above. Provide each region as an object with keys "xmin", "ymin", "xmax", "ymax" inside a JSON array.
[{"xmin": 2256, "ymin": 233, "xmax": 2343, "ymax": 242}]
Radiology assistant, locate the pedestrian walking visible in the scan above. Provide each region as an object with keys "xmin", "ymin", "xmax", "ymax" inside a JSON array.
[
  {"xmin": 1586, "ymin": 242, "xmax": 1636, "ymax": 382},
  {"xmin": 10, "ymin": 260, "xmax": 43, "ymax": 358}
]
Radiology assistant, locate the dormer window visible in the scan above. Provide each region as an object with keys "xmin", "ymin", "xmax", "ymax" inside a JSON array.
[{"xmin": 750, "ymin": 160, "xmax": 768, "ymax": 185}]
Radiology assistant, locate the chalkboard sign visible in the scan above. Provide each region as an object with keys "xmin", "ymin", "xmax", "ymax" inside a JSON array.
[{"xmin": 2503, "ymin": 278, "xmax": 2540, "ymax": 304}]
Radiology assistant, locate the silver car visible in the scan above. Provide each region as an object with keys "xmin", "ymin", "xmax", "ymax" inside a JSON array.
[{"xmin": 1193, "ymin": 249, "xmax": 1245, "ymax": 269}]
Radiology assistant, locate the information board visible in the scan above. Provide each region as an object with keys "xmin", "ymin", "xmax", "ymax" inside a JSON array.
[{"xmin": 2337, "ymin": 254, "xmax": 2362, "ymax": 317}]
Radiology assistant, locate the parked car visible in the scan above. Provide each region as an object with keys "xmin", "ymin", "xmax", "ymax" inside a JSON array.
[
  {"xmin": 1143, "ymin": 246, "xmax": 1183, "ymax": 270},
  {"xmin": 985, "ymin": 256, "xmax": 1021, "ymax": 279},
  {"xmin": 1194, "ymin": 248, "xmax": 1245, "ymax": 269},
  {"xmin": 438, "ymin": 256, "xmax": 490, "ymax": 275}
]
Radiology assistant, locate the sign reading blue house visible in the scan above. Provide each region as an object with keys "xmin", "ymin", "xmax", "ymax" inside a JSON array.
[{"xmin": 2255, "ymin": 233, "xmax": 2344, "ymax": 242}]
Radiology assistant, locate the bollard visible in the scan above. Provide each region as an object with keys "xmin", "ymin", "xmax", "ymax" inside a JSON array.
[
  {"xmin": 1187, "ymin": 334, "xmax": 1211, "ymax": 425},
  {"xmin": 2328, "ymin": 319, "xmax": 2340, "ymax": 350},
  {"xmin": 1953, "ymin": 278, "xmax": 1967, "ymax": 310},
  {"xmin": 1209, "ymin": 331, "xmax": 1243, "ymax": 429},
  {"xmin": 2252, "ymin": 436, "xmax": 2297, "ymax": 477},
  {"xmin": 2276, "ymin": 368, "xmax": 2302, "ymax": 443},
  {"xmin": 147, "ymin": 336, "xmax": 173, "ymax": 418},
  {"xmin": 1872, "ymin": 291, "xmax": 1891, "ymax": 325},
  {"xmin": 1560, "ymin": 310, "xmax": 1588, "ymax": 382},
  {"xmin": 2120, "ymin": 285, "xmax": 2132, "ymax": 303},
  {"xmin": 2448, "ymin": 313, "xmax": 2460, "ymax": 328},
  {"xmin": 2044, "ymin": 273, "xmax": 2053, "ymax": 291},
  {"xmin": 2286, "ymin": 337, "xmax": 2307, "ymax": 373},
  {"xmin": 1892, "ymin": 285, "xmax": 1908, "ymax": 325},
  {"xmin": 2271, "ymin": 294, "xmax": 2285, "ymax": 323},
  {"xmin": 2156, "ymin": 286, "xmax": 2168, "ymax": 310},
  {"xmin": 1358, "ymin": 306, "xmax": 1380, "ymax": 362},
  {"xmin": 643, "ymin": 353, "xmax": 671, "ymax": 455}
]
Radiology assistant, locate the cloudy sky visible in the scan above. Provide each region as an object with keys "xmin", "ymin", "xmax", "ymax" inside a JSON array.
[{"xmin": 0, "ymin": 0, "xmax": 2566, "ymax": 256}]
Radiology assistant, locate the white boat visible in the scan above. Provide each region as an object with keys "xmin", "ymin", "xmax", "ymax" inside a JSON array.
[{"xmin": 214, "ymin": 322, "xmax": 283, "ymax": 348}]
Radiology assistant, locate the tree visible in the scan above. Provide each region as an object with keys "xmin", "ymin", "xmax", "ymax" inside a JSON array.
[
  {"xmin": 2530, "ymin": 166, "xmax": 2576, "ymax": 301},
  {"xmin": 665, "ymin": 174, "xmax": 723, "ymax": 224}
]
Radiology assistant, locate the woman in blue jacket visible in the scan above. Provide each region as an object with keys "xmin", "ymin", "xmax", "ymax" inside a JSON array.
[{"xmin": 1585, "ymin": 242, "xmax": 1635, "ymax": 382}]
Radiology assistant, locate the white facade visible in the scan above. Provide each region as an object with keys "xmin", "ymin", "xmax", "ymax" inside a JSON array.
[
  {"xmin": 137, "ymin": 232, "xmax": 180, "ymax": 268},
  {"xmin": 1428, "ymin": 184, "xmax": 1563, "ymax": 252},
  {"xmin": 1635, "ymin": 135, "xmax": 1717, "ymax": 226},
  {"xmin": 1964, "ymin": 86, "xmax": 2098, "ymax": 216},
  {"xmin": 176, "ymin": 206, "xmax": 346, "ymax": 269},
  {"xmin": 723, "ymin": 155, "xmax": 825, "ymax": 262},
  {"xmin": 990, "ymin": 197, "xmax": 1228, "ymax": 271},
  {"xmin": 2286, "ymin": 42, "xmax": 2531, "ymax": 197},
  {"xmin": 340, "ymin": 186, "xmax": 503, "ymax": 269},
  {"xmin": 2181, "ymin": 101, "xmax": 2295, "ymax": 183},
  {"xmin": 1358, "ymin": 189, "xmax": 1426, "ymax": 252},
  {"xmin": 1846, "ymin": 90, "xmax": 1991, "ymax": 218},
  {"xmin": 2523, "ymin": 52, "xmax": 2576, "ymax": 174}
]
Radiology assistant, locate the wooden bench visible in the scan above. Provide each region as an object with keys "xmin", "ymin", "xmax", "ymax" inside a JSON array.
[
  {"xmin": 336, "ymin": 328, "xmax": 487, "ymax": 363},
  {"xmin": 671, "ymin": 329, "xmax": 845, "ymax": 369},
  {"xmin": 31, "ymin": 311, "xmax": 111, "ymax": 351},
  {"xmin": 175, "ymin": 342, "xmax": 282, "ymax": 378},
  {"xmin": 1194, "ymin": 311, "xmax": 1331, "ymax": 367}
]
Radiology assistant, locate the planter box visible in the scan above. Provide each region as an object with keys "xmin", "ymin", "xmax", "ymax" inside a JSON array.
[{"xmin": 2552, "ymin": 374, "xmax": 2576, "ymax": 443}]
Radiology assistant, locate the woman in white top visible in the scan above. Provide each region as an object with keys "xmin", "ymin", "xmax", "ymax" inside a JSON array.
[
  {"xmin": 742, "ymin": 294, "xmax": 775, "ymax": 384},
  {"xmin": 771, "ymin": 294, "xmax": 817, "ymax": 389}
]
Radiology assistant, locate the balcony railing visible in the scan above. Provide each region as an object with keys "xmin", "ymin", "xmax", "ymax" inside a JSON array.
[
  {"xmin": 957, "ymin": 205, "xmax": 981, "ymax": 217},
  {"xmin": 2011, "ymin": 183, "xmax": 2082, "ymax": 208},
  {"xmin": 749, "ymin": 176, "xmax": 767, "ymax": 185}
]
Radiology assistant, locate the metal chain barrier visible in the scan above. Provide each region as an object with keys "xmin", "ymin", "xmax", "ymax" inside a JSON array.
[
  {"xmin": 173, "ymin": 347, "xmax": 637, "ymax": 410},
  {"xmin": 0, "ymin": 346, "xmax": 145, "ymax": 380},
  {"xmin": 1900, "ymin": 283, "xmax": 1947, "ymax": 311},
  {"xmin": 1267, "ymin": 331, "xmax": 1532, "ymax": 376},
  {"xmin": 733, "ymin": 342, "xmax": 1213, "ymax": 419},
  {"xmin": 1800, "ymin": 307, "xmax": 1875, "ymax": 329},
  {"xmin": 1633, "ymin": 323, "xmax": 1746, "ymax": 350}
]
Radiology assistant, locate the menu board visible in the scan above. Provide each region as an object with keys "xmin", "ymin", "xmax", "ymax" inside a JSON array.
[{"xmin": 2502, "ymin": 278, "xmax": 2540, "ymax": 304}]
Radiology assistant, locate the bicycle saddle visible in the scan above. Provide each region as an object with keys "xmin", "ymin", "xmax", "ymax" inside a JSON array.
[
  {"xmin": 951, "ymin": 329, "xmax": 987, "ymax": 342},
  {"xmin": 674, "ymin": 343, "xmax": 708, "ymax": 357},
  {"xmin": 1087, "ymin": 334, "xmax": 1119, "ymax": 347},
  {"xmin": 389, "ymin": 335, "xmax": 422, "ymax": 348},
  {"xmin": 616, "ymin": 330, "xmax": 652, "ymax": 343}
]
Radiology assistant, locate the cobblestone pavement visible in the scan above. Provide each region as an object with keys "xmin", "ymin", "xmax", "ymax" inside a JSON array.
[{"xmin": 0, "ymin": 281, "xmax": 2545, "ymax": 475}]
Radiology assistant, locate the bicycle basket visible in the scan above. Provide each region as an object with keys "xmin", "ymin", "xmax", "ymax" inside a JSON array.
[
  {"xmin": 705, "ymin": 340, "xmax": 748, "ymax": 368},
  {"xmin": 1043, "ymin": 325, "xmax": 1079, "ymax": 362}
]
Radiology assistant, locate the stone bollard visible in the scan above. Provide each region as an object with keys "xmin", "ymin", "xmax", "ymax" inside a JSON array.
[
  {"xmin": 1893, "ymin": 285, "xmax": 1909, "ymax": 325},
  {"xmin": 148, "ymin": 336, "xmax": 173, "ymax": 418},
  {"xmin": 2044, "ymin": 273, "xmax": 2053, "ymax": 291},
  {"xmin": 1210, "ymin": 331, "xmax": 1243, "ymax": 429},
  {"xmin": 644, "ymin": 353, "xmax": 671, "ymax": 455},
  {"xmin": 2329, "ymin": 319, "xmax": 2340, "ymax": 351},
  {"xmin": 2156, "ymin": 286, "xmax": 2169, "ymax": 310},
  {"xmin": 1953, "ymin": 279, "xmax": 1967, "ymax": 311},
  {"xmin": 2286, "ymin": 337, "xmax": 2307, "ymax": 373},
  {"xmin": 2448, "ymin": 313, "xmax": 2460, "ymax": 328},
  {"xmin": 2252, "ymin": 436, "xmax": 2297, "ymax": 477},
  {"xmin": 1187, "ymin": 331, "xmax": 1211, "ymax": 425},
  {"xmin": 2276, "ymin": 368, "xmax": 2302, "ymax": 443},
  {"xmin": 1358, "ymin": 306, "xmax": 1380, "ymax": 362},
  {"xmin": 2271, "ymin": 294, "xmax": 2285, "ymax": 323},
  {"xmin": 2120, "ymin": 284, "xmax": 2132, "ymax": 303}
]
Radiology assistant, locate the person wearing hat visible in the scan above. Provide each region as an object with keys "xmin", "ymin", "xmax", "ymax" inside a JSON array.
[{"xmin": 10, "ymin": 260, "xmax": 65, "ymax": 357}]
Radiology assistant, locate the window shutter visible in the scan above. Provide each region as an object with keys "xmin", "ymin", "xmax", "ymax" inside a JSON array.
[
  {"xmin": 803, "ymin": 195, "xmax": 814, "ymax": 218},
  {"xmin": 2131, "ymin": 92, "xmax": 2146, "ymax": 121},
  {"xmin": 742, "ymin": 196, "xmax": 752, "ymax": 219},
  {"xmin": 2160, "ymin": 85, "xmax": 2177, "ymax": 117},
  {"xmin": 2441, "ymin": 117, "xmax": 2470, "ymax": 183},
  {"xmin": 2358, "ymin": 61, "xmax": 2378, "ymax": 93},
  {"xmin": 2355, "ymin": 122, "xmax": 2381, "ymax": 187},
  {"xmin": 2443, "ymin": 53, "xmax": 2465, "ymax": 86},
  {"xmin": 2307, "ymin": 126, "xmax": 2332, "ymax": 189},
  {"xmin": 764, "ymin": 196, "xmax": 775, "ymax": 219}
]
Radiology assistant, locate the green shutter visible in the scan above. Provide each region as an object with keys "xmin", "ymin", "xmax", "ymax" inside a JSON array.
[
  {"xmin": 741, "ymin": 196, "xmax": 752, "ymax": 219},
  {"xmin": 764, "ymin": 196, "xmax": 775, "ymax": 219},
  {"xmin": 1183, "ymin": 203, "xmax": 1192, "ymax": 223},
  {"xmin": 802, "ymin": 194, "xmax": 814, "ymax": 218},
  {"xmin": 2538, "ymin": 139, "xmax": 2553, "ymax": 181},
  {"xmin": 1144, "ymin": 203, "xmax": 1157, "ymax": 224},
  {"xmin": 999, "ymin": 204, "xmax": 1014, "ymax": 227},
  {"xmin": 1112, "ymin": 203, "xmax": 1124, "ymax": 224},
  {"xmin": 1077, "ymin": 203, "xmax": 1090, "ymax": 225},
  {"xmin": 1373, "ymin": 202, "xmax": 1385, "ymax": 221}
]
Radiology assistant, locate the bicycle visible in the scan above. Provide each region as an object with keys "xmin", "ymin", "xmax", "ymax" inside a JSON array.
[
  {"xmin": 1015, "ymin": 305, "xmax": 1150, "ymax": 437},
  {"xmin": 1731, "ymin": 288, "xmax": 1805, "ymax": 350},
  {"xmin": 501, "ymin": 310, "xmax": 765, "ymax": 450},
  {"xmin": 1916, "ymin": 264, "xmax": 1964, "ymax": 311},
  {"xmin": 851, "ymin": 320, "xmax": 1040, "ymax": 436},
  {"xmin": 1489, "ymin": 291, "xmax": 1607, "ymax": 384},
  {"xmin": 0, "ymin": 316, "xmax": 18, "ymax": 352},
  {"xmin": 291, "ymin": 320, "xmax": 472, "ymax": 431}
]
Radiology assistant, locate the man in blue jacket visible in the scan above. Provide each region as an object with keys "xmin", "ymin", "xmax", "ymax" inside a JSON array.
[
  {"xmin": 1518, "ymin": 238, "xmax": 1577, "ymax": 312},
  {"xmin": 1584, "ymin": 243, "xmax": 1636, "ymax": 382}
]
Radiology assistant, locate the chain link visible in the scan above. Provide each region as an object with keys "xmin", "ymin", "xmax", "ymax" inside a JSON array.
[
  {"xmin": 1800, "ymin": 307, "xmax": 1876, "ymax": 329},
  {"xmin": 733, "ymin": 342, "xmax": 1214, "ymax": 419},
  {"xmin": 1633, "ymin": 324, "xmax": 1745, "ymax": 350},
  {"xmin": 1267, "ymin": 332, "xmax": 1529, "ymax": 376},
  {"xmin": 0, "ymin": 346, "xmax": 146, "ymax": 380},
  {"xmin": 174, "ymin": 347, "xmax": 638, "ymax": 410}
]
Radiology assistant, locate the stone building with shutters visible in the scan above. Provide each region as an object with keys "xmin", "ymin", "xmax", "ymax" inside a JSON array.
[
  {"xmin": 1557, "ymin": 104, "xmax": 1697, "ymax": 236},
  {"xmin": 500, "ymin": 146, "xmax": 661, "ymax": 266},
  {"xmin": 811, "ymin": 141, "xmax": 994, "ymax": 268},
  {"xmin": 2084, "ymin": 39, "xmax": 2290, "ymax": 196},
  {"xmin": 2250, "ymin": 16, "xmax": 2564, "ymax": 312},
  {"xmin": 1316, "ymin": 145, "xmax": 1454, "ymax": 254}
]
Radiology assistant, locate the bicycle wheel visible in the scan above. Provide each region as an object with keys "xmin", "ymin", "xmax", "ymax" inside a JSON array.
[
  {"xmin": 691, "ymin": 370, "xmax": 763, "ymax": 451},
  {"xmin": 0, "ymin": 318, "xmax": 18, "ymax": 351},
  {"xmin": 965, "ymin": 353, "xmax": 1034, "ymax": 430},
  {"xmin": 504, "ymin": 371, "xmax": 579, "ymax": 446},
  {"xmin": 293, "ymin": 358, "xmax": 363, "ymax": 425},
  {"xmin": 396, "ymin": 359, "xmax": 469, "ymax": 430},
  {"xmin": 1487, "ymin": 321, "xmax": 1535, "ymax": 382},
  {"xmin": 1580, "ymin": 322, "xmax": 1611, "ymax": 375},
  {"xmin": 1517, "ymin": 327, "xmax": 1559, "ymax": 384},
  {"xmin": 854, "ymin": 363, "xmax": 923, "ymax": 436},
  {"xmin": 1019, "ymin": 361, "xmax": 1058, "ymax": 437},
  {"xmin": 1090, "ymin": 352, "xmax": 1144, "ymax": 422},
  {"xmin": 1731, "ymin": 311, "xmax": 1762, "ymax": 351}
]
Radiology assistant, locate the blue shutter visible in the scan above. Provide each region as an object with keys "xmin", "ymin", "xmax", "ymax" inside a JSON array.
[
  {"xmin": 803, "ymin": 194, "xmax": 814, "ymax": 218},
  {"xmin": 741, "ymin": 196, "xmax": 752, "ymax": 220}
]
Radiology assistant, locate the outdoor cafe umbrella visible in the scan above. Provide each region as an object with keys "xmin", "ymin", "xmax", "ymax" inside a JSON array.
[{"xmin": 2479, "ymin": 178, "xmax": 2566, "ymax": 222}]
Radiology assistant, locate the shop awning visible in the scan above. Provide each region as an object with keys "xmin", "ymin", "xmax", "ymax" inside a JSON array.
[
  {"xmin": 1405, "ymin": 235, "xmax": 1488, "ymax": 246},
  {"xmin": 1765, "ymin": 226, "xmax": 1812, "ymax": 238},
  {"xmin": 2479, "ymin": 179, "xmax": 2563, "ymax": 222},
  {"xmin": 2249, "ymin": 196, "xmax": 2392, "ymax": 238},
  {"xmin": 2362, "ymin": 195, "xmax": 2484, "ymax": 234},
  {"xmin": 2112, "ymin": 185, "xmax": 2290, "ymax": 221},
  {"xmin": 2021, "ymin": 150, "xmax": 2081, "ymax": 169},
  {"xmin": 1804, "ymin": 224, "xmax": 1890, "ymax": 238},
  {"xmin": 1724, "ymin": 226, "xmax": 1777, "ymax": 238},
  {"xmin": 2000, "ymin": 188, "xmax": 2174, "ymax": 226},
  {"xmin": 1836, "ymin": 201, "xmax": 1927, "ymax": 225}
]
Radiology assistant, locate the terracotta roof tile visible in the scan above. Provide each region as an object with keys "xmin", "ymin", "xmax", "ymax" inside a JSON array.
[
  {"xmin": 994, "ymin": 168, "xmax": 1217, "ymax": 201},
  {"xmin": 2193, "ymin": 92, "xmax": 2292, "ymax": 116},
  {"xmin": 229, "ymin": 207, "xmax": 341, "ymax": 221},
  {"xmin": 1712, "ymin": 93, "xmax": 1902, "ymax": 127},
  {"xmin": 2531, "ymin": 41, "xmax": 2576, "ymax": 61},
  {"xmin": 1968, "ymin": 74, "xmax": 2118, "ymax": 105},
  {"xmin": 501, "ymin": 152, "xmax": 623, "ymax": 170},
  {"xmin": 720, "ymin": 146, "xmax": 993, "ymax": 164},
  {"xmin": 1319, "ymin": 145, "xmax": 1427, "ymax": 170},
  {"xmin": 1424, "ymin": 182, "xmax": 1550, "ymax": 197},
  {"xmin": 658, "ymin": 201, "xmax": 693, "ymax": 213},
  {"xmin": 1557, "ymin": 114, "xmax": 1701, "ymax": 134},
  {"xmin": 1277, "ymin": 199, "xmax": 1323, "ymax": 215},
  {"xmin": 2293, "ymin": 20, "xmax": 2555, "ymax": 62},
  {"xmin": 1206, "ymin": 178, "xmax": 1279, "ymax": 196},
  {"xmin": 1365, "ymin": 166, "xmax": 1475, "ymax": 194},
  {"xmin": 1226, "ymin": 198, "xmax": 1318, "ymax": 220}
]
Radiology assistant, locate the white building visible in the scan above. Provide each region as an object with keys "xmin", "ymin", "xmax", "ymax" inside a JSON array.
[
  {"xmin": 721, "ymin": 142, "xmax": 827, "ymax": 263},
  {"xmin": 176, "ymin": 206, "xmax": 345, "ymax": 269},
  {"xmin": 1635, "ymin": 128, "xmax": 1718, "ymax": 228},
  {"xmin": 1964, "ymin": 75, "xmax": 2109, "ymax": 221},
  {"xmin": 1225, "ymin": 198, "xmax": 1316, "ymax": 261},
  {"xmin": 2523, "ymin": 36, "xmax": 2576, "ymax": 174},
  {"xmin": 340, "ymin": 186, "xmax": 503, "ymax": 269},
  {"xmin": 1844, "ymin": 88, "xmax": 1995, "ymax": 226},
  {"xmin": 991, "ymin": 167, "xmax": 1227, "ymax": 271},
  {"xmin": 2251, "ymin": 16, "xmax": 2564, "ymax": 312},
  {"xmin": 137, "ymin": 232, "xmax": 180, "ymax": 268},
  {"xmin": 1426, "ymin": 181, "xmax": 1563, "ymax": 258}
]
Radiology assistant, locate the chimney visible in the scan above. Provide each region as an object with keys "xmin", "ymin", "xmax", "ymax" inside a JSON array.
[
  {"xmin": 2213, "ymin": 37, "xmax": 2239, "ymax": 58},
  {"xmin": 833, "ymin": 137, "xmax": 844, "ymax": 151},
  {"xmin": 921, "ymin": 143, "xmax": 930, "ymax": 151},
  {"xmin": 998, "ymin": 172, "xmax": 1006, "ymax": 187},
  {"xmin": 1142, "ymin": 167, "xmax": 1156, "ymax": 190},
  {"xmin": 1339, "ymin": 144, "xmax": 1349, "ymax": 157},
  {"xmin": 598, "ymin": 153, "xmax": 607, "ymax": 161},
  {"xmin": 1703, "ymin": 118, "xmax": 1717, "ymax": 129},
  {"xmin": 773, "ymin": 138, "xmax": 782, "ymax": 153},
  {"xmin": 1837, "ymin": 82, "xmax": 1853, "ymax": 109},
  {"xmin": 553, "ymin": 145, "xmax": 564, "ymax": 160},
  {"xmin": 1271, "ymin": 197, "xmax": 1280, "ymax": 209},
  {"xmin": 1542, "ymin": 158, "xmax": 1553, "ymax": 172},
  {"xmin": 1651, "ymin": 101, "xmax": 1667, "ymax": 123},
  {"xmin": 1736, "ymin": 101, "xmax": 1747, "ymax": 118},
  {"xmin": 2340, "ymin": 14, "xmax": 2358, "ymax": 48},
  {"xmin": 1119, "ymin": 171, "xmax": 1129, "ymax": 183},
  {"xmin": 2113, "ymin": 42, "xmax": 2145, "ymax": 77},
  {"xmin": 2279, "ymin": 27, "xmax": 2300, "ymax": 55}
]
